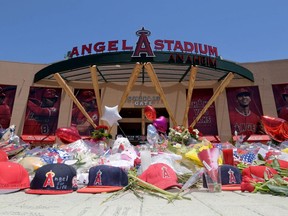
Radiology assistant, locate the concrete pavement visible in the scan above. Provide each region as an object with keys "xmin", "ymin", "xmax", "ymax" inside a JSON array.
[{"xmin": 0, "ymin": 189, "xmax": 288, "ymax": 216}]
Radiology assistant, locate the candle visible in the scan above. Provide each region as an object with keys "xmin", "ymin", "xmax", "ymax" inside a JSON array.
[
  {"xmin": 140, "ymin": 149, "xmax": 152, "ymax": 173},
  {"xmin": 222, "ymin": 148, "xmax": 234, "ymax": 166}
]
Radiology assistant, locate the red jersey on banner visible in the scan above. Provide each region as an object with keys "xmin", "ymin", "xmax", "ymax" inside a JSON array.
[
  {"xmin": 0, "ymin": 87, "xmax": 12, "ymax": 129},
  {"xmin": 72, "ymin": 108, "xmax": 98, "ymax": 136},
  {"xmin": 279, "ymin": 106, "xmax": 288, "ymax": 121},
  {"xmin": 0, "ymin": 104, "xmax": 11, "ymax": 129},
  {"xmin": 71, "ymin": 90, "xmax": 99, "ymax": 136},
  {"xmin": 23, "ymin": 88, "xmax": 60, "ymax": 135},
  {"xmin": 229, "ymin": 109, "xmax": 261, "ymax": 135}
]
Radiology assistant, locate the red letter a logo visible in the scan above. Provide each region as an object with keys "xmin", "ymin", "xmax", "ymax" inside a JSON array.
[
  {"xmin": 94, "ymin": 170, "xmax": 102, "ymax": 185},
  {"xmin": 43, "ymin": 170, "xmax": 55, "ymax": 188},
  {"xmin": 132, "ymin": 28, "xmax": 155, "ymax": 58}
]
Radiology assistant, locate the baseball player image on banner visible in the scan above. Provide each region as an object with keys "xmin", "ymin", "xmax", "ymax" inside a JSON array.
[
  {"xmin": 272, "ymin": 83, "xmax": 288, "ymax": 121},
  {"xmin": 71, "ymin": 89, "xmax": 99, "ymax": 136},
  {"xmin": 0, "ymin": 85, "xmax": 17, "ymax": 130},
  {"xmin": 226, "ymin": 86, "xmax": 264, "ymax": 136},
  {"xmin": 22, "ymin": 87, "xmax": 61, "ymax": 136}
]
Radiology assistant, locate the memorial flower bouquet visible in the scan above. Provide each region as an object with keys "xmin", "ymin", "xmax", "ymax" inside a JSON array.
[
  {"xmin": 168, "ymin": 125, "xmax": 200, "ymax": 146},
  {"xmin": 91, "ymin": 125, "xmax": 112, "ymax": 142}
]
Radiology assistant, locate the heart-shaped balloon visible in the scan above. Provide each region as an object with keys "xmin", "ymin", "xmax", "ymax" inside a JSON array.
[
  {"xmin": 261, "ymin": 115, "xmax": 288, "ymax": 142},
  {"xmin": 146, "ymin": 124, "xmax": 159, "ymax": 145},
  {"xmin": 153, "ymin": 116, "xmax": 168, "ymax": 133},
  {"xmin": 144, "ymin": 105, "xmax": 157, "ymax": 121},
  {"xmin": 56, "ymin": 126, "xmax": 81, "ymax": 144}
]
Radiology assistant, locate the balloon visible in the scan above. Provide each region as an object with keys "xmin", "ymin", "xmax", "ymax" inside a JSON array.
[
  {"xmin": 144, "ymin": 105, "xmax": 157, "ymax": 121},
  {"xmin": 153, "ymin": 116, "xmax": 168, "ymax": 133},
  {"xmin": 147, "ymin": 124, "xmax": 159, "ymax": 145},
  {"xmin": 101, "ymin": 105, "xmax": 122, "ymax": 127},
  {"xmin": 261, "ymin": 116, "xmax": 288, "ymax": 142},
  {"xmin": 56, "ymin": 126, "xmax": 81, "ymax": 144}
]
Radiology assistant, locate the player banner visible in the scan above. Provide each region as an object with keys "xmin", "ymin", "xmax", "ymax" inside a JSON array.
[
  {"xmin": 188, "ymin": 88, "xmax": 218, "ymax": 136},
  {"xmin": 22, "ymin": 87, "xmax": 61, "ymax": 136}
]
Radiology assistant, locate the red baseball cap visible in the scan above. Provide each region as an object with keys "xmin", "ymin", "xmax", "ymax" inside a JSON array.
[
  {"xmin": 236, "ymin": 87, "xmax": 250, "ymax": 97},
  {"xmin": 77, "ymin": 165, "xmax": 128, "ymax": 194},
  {"xmin": 138, "ymin": 163, "xmax": 182, "ymax": 190},
  {"xmin": 242, "ymin": 165, "xmax": 278, "ymax": 180},
  {"xmin": 0, "ymin": 161, "xmax": 30, "ymax": 194},
  {"xmin": 79, "ymin": 91, "xmax": 95, "ymax": 102},
  {"xmin": 0, "ymin": 150, "xmax": 8, "ymax": 162}
]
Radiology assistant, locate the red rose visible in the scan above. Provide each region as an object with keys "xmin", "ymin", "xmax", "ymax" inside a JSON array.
[{"xmin": 241, "ymin": 181, "xmax": 255, "ymax": 192}]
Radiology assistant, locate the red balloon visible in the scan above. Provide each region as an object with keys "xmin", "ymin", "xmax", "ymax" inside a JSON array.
[
  {"xmin": 144, "ymin": 105, "xmax": 157, "ymax": 121},
  {"xmin": 56, "ymin": 126, "xmax": 81, "ymax": 144},
  {"xmin": 261, "ymin": 116, "xmax": 288, "ymax": 142}
]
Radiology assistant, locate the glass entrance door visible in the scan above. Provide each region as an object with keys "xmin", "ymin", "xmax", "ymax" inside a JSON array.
[{"xmin": 118, "ymin": 108, "xmax": 169, "ymax": 145}]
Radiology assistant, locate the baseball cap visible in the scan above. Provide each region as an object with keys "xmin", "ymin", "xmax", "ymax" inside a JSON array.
[
  {"xmin": 25, "ymin": 163, "xmax": 78, "ymax": 195},
  {"xmin": 43, "ymin": 89, "xmax": 58, "ymax": 98},
  {"xmin": 236, "ymin": 87, "xmax": 250, "ymax": 97},
  {"xmin": 77, "ymin": 165, "xmax": 128, "ymax": 193},
  {"xmin": 203, "ymin": 165, "xmax": 242, "ymax": 191},
  {"xmin": 79, "ymin": 91, "xmax": 95, "ymax": 102},
  {"xmin": 0, "ymin": 161, "xmax": 30, "ymax": 194},
  {"xmin": 220, "ymin": 165, "xmax": 242, "ymax": 191},
  {"xmin": 0, "ymin": 150, "xmax": 8, "ymax": 162},
  {"xmin": 138, "ymin": 163, "xmax": 182, "ymax": 190},
  {"xmin": 241, "ymin": 165, "xmax": 277, "ymax": 180}
]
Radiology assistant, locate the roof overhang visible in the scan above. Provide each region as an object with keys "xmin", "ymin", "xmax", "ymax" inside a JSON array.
[{"xmin": 33, "ymin": 51, "xmax": 254, "ymax": 84}]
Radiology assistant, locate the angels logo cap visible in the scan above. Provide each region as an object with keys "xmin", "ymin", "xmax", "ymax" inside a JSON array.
[
  {"xmin": 138, "ymin": 163, "xmax": 182, "ymax": 190},
  {"xmin": 0, "ymin": 161, "xmax": 30, "ymax": 194},
  {"xmin": 203, "ymin": 165, "xmax": 242, "ymax": 191},
  {"xmin": 77, "ymin": 165, "xmax": 128, "ymax": 193},
  {"xmin": 220, "ymin": 165, "xmax": 242, "ymax": 191},
  {"xmin": 25, "ymin": 163, "xmax": 78, "ymax": 195}
]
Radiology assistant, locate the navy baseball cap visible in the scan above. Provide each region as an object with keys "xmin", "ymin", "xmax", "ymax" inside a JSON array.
[
  {"xmin": 25, "ymin": 163, "xmax": 78, "ymax": 195},
  {"xmin": 203, "ymin": 165, "xmax": 242, "ymax": 191},
  {"xmin": 77, "ymin": 165, "xmax": 128, "ymax": 193}
]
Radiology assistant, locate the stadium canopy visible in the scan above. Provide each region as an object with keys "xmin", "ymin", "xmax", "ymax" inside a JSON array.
[{"xmin": 33, "ymin": 51, "xmax": 254, "ymax": 84}]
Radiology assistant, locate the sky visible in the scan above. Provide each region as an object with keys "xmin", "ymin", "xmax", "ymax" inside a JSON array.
[{"xmin": 1, "ymin": 0, "xmax": 288, "ymax": 64}]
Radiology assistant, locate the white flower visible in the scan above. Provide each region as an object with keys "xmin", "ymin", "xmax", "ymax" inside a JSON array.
[
  {"xmin": 193, "ymin": 129, "xmax": 199, "ymax": 135},
  {"xmin": 173, "ymin": 143, "xmax": 182, "ymax": 149}
]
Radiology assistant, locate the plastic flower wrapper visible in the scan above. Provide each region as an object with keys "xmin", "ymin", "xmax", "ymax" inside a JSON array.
[
  {"xmin": 184, "ymin": 139, "xmax": 214, "ymax": 167},
  {"xmin": 234, "ymin": 142, "xmax": 261, "ymax": 165},
  {"xmin": 0, "ymin": 125, "xmax": 30, "ymax": 157},
  {"xmin": 197, "ymin": 148, "xmax": 220, "ymax": 182},
  {"xmin": 151, "ymin": 152, "xmax": 193, "ymax": 176},
  {"xmin": 39, "ymin": 147, "xmax": 72, "ymax": 164}
]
